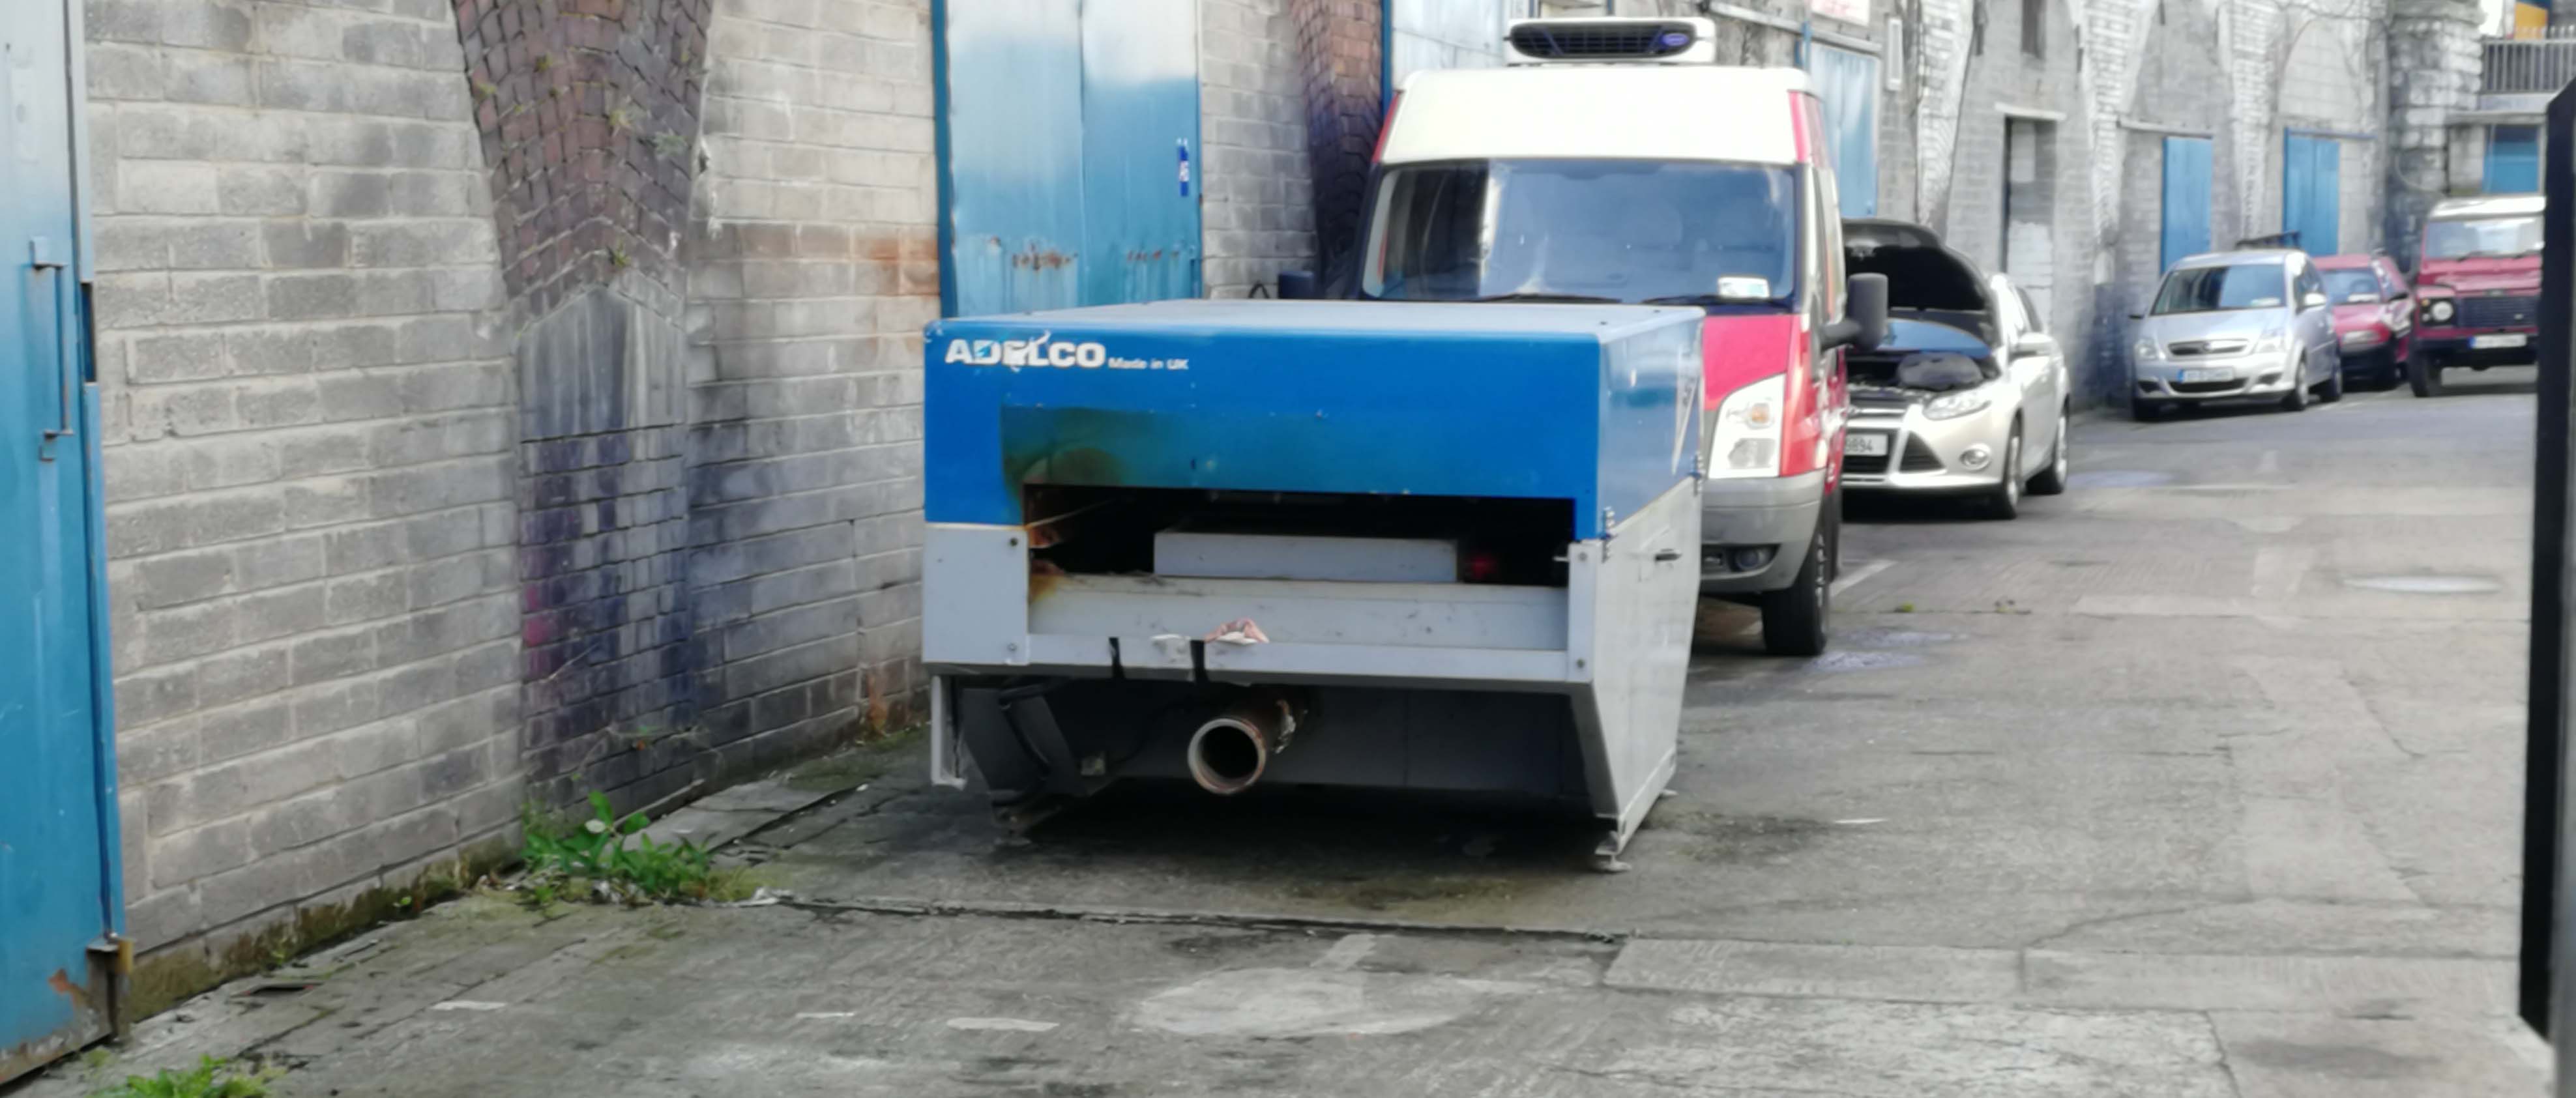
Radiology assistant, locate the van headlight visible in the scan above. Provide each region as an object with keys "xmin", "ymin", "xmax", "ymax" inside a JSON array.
[
  {"xmin": 2427, "ymin": 299, "xmax": 2455, "ymax": 323},
  {"xmin": 1922, "ymin": 390, "xmax": 1991, "ymax": 420},
  {"xmin": 1708, "ymin": 373, "xmax": 1784, "ymax": 479}
]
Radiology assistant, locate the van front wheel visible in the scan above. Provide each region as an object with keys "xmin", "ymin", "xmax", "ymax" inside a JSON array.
[{"xmin": 1761, "ymin": 522, "xmax": 1832, "ymax": 657}]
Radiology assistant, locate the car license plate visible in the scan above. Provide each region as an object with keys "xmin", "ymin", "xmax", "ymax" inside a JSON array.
[
  {"xmin": 2178, "ymin": 368, "xmax": 2233, "ymax": 383},
  {"xmin": 2472, "ymin": 334, "xmax": 2529, "ymax": 349},
  {"xmin": 1843, "ymin": 433, "xmax": 1890, "ymax": 457}
]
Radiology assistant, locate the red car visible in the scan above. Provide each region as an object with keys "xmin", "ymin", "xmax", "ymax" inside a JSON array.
[
  {"xmin": 2408, "ymin": 194, "xmax": 2543, "ymax": 397},
  {"xmin": 2312, "ymin": 253, "xmax": 2415, "ymax": 389}
]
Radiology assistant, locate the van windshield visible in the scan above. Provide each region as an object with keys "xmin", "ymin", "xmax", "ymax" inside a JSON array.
[
  {"xmin": 2423, "ymin": 215, "xmax": 2543, "ymax": 261},
  {"xmin": 2152, "ymin": 263, "xmax": 2287, "ymax": 315},
  {"xmin": 1360, "ymin": 159, "xmax": 1801, "ymax": 307}
]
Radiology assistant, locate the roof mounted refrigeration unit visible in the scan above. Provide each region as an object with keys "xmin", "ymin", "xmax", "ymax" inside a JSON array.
[{"xmin": 1504, "ymin": 17, "xmax": 1721, "ymax": 65}]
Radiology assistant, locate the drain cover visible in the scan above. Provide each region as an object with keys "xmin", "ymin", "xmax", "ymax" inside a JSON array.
[{"xmin": 2343, "ymin": 573, "xmax": 2502, "ymax": 595}]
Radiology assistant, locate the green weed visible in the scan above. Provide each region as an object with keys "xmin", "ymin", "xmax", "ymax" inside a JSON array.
[
  {"xmin": 520, "ymin": 794, "xmax": 723, "ymax": 905},
  {"xmin": 88, "ymin": 1056, "xmax": 275, "ymax": 1098}
]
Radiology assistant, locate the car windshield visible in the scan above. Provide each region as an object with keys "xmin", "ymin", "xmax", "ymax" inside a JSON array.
[
  {"xmin": 2152, "ymin": 263, "xmax": 2287, "ymax": 314},
  {"xmin": 2322, "ymin": 269, "xmax": 2380, "ymax": 303},
  {"xmin": 2423, "ymin": 215, "xmax": 2543, "ymax": 261},
  {"xmin": 1360, "ymin": 158, "xmax": 1800, "ymax": 306}
]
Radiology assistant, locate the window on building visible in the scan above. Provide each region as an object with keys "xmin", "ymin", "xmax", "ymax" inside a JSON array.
[{"xmin": 2023, "ymin": 0, "xmax": 2045, "ymax": 56}]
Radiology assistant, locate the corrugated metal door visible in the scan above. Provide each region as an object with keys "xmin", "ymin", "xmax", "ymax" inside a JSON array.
[
  {"xmin": 938, "ymin": 0, "xmax": 1201, "ymax": 317},
  {"xmin": 2159, "ymin": 136, "xmax": 2212, "ymax": 272},
  {"xmin": 2, "ymin": 0, "xmax": 123, "ymax": 1084},
  {"xmin": 941, "ymin": 0, "xmax": 1089, "ymax": 315},
  {"xmin": 2283, "ymin": 134, "xmax": 2339, "ymax": 255},
  {"xmin": 1078, "ymin": 0, "xmax": 1200, "ymax": 305},
  {"xmin": 2489, "ymin": 124, "xmax": 2541, "ymax": 194},
  {"xmin": 1806, "ymin": 44, "xmax": 1879, "ymax": 218}
]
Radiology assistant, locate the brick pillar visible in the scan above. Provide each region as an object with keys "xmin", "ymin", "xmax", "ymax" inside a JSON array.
[
  {"xmin": 1287, "ymin": 0, "xmax": 1383, "ymax": 285},
  {"xmin": 450, "ymin": 0, "xmax": 714, "ymax": 809},
  {"xmin": 2386, "ymin": 0, "xmax": 2483, "ymax": 268}
]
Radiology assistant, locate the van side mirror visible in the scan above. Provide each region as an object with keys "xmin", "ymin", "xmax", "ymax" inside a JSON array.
[
  {"xmin": 1825, "ymin": 273, "xmax": 1889, "ymax": 351},
  {"xmin": 1276, "ymin": 270, "xmax": 1319, "ymax": 300}
]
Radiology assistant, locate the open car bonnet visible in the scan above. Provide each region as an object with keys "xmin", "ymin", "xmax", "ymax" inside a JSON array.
[{"xmin": 1874, "ymin": 317, "xmax": 1992, "ymax": 358}]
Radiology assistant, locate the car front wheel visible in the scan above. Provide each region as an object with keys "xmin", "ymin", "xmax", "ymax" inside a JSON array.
[
  {"xmin": 2409, "ymin": 346, "xmax": 2444, "ymax": 397},
  {"xmin": 2028, "ymin": 409, "xmax": 2070, "ymax": 496},
  {"xmin": 1983, "ymin": 424, "xmax": 2023, "ymax": 520},
  {"xmin": 2281, "ymin": 360, "xmax": 2309, "ymax": 412}
]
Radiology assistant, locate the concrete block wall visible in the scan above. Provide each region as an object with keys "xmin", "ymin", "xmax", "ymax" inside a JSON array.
[
  {"xmin": 1201, "ymin": 0, "xmax": 1317, "ymax": 296},
  {"xmin": 681, "ymin": 0, "xmax": 937, "ymax": 765},
  {"xmin": 84, "ymin": 0, "xmax": 523, "ymax": 953}
]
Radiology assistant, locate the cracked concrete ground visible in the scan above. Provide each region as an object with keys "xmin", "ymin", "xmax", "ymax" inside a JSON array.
[{"xmin": 16, "ymin": 377, "xmax": 2553, "ymax": 1096}]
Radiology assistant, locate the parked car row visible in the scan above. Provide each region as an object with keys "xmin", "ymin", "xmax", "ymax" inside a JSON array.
[{"xmin": 2124, "ymin": 193, "xmax": 2543, "ymax": 417}]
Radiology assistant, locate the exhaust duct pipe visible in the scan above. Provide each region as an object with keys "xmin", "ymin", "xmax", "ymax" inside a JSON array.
[{"xmin": 1186, "ymin": 691, "xmax": 1307, "ymax": 796}]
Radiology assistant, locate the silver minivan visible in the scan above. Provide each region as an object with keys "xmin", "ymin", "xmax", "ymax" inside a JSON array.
[{"xmin": 2128, "ymin": 249, "xmax": 2345, "ymax": 419}]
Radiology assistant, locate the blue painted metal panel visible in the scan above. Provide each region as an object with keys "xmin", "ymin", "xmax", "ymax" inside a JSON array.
[
  {"xmin": 1806, "ymin": 44, "xmax": 1879, "ymax": 218},
  {"xmin": 2159, "ymin": 136, "xmax": 2212, "ymax": 272},
  {"xmin": 1077, "ymin": 0, "xmax": 1201, "ymax": 305},
  {"xmin": 2283, "ymin": 134, "xmax": 2339, "ymax": 255},
  {"xmin": 2489, "ymin": 124, "xmax": 2541, "ymax": 194},
  {"xmin": 926, "ymin": 302, "xmax": 1701, "ymax": 539},
  {"xmin": 3, "ymin": 0, "xmax": 121, "ymax": 1082},
  {"xmin": 941, "ymin": 0, "xmax": 1087, "ymax": 316}
]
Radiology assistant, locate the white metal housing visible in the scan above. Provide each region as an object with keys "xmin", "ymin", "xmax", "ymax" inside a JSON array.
[{"xmin": 1382, "ymin": 65, "xmax": 1811, "ymax": 166}]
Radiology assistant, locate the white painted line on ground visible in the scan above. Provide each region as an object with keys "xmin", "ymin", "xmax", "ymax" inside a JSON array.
[
  {"xmin": 431, "ymin": 1000, "xmax": 510, "ymax": 1012},
  {"xmin": 797, "ymin": 1011, "xmax": 859, "ymax": 1020},
  {"xmin": 946, "ymin": 1017, "xmax": 1060, "ymax": 1033},
  {"xmin": 1734, "ymin": 558, "xmax": 1896, "ymax": 637},
  {"xmin": 1832, "ymin": 558, "xmax": 1895, "ymax": 598},
  {"xmin": 1313, "ymin": 933, "xmax": 1380, "ymax": 972}
]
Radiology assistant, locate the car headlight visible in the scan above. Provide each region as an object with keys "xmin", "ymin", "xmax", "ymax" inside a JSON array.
[
  {"xmin": 1922, "ymin": 390, "xmax": 1992, "ymax": 421},
  {"xmin": 2427, "ymin": 299, "xmax": 2455, "ymax": 323},
  {"xmin": 2340, "ymin": 328, "xmax": 2385, "ymax": 349},
  {"xmin": 1708, "ymin": 373, "xmax": 1784, "ymax": 479},
  {"xmin": 2251, "ymin": 334, "xmax": 2284, "ymax": 354},
  {"xmin": 2132, "ymin": 338, "xmax": 2161, "ymax": 362}
]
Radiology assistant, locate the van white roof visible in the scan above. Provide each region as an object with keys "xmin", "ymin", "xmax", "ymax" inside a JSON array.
[{"xmin": 1381, "ymin": 65, "xmax": 1811, "ymax": 167}]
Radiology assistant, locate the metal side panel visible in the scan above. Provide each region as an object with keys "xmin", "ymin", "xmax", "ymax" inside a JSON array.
[
  {"xmin": 924, "ymin": 524, "xmax": 1030, "ymax": 668},
  {"xmin": 1566, "ymin": 478, "xmax": 1699, "ymax": 837},
  {"xmin": 1027, "ymin": 574, "xmax": 1569, "ymax": 650},
  {"xmin": 929, "ymin": 676, "xmax": 965, "ymax": 788}
]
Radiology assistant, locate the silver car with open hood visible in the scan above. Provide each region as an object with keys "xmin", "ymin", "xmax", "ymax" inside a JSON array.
[{"xmin": 1839, "ymin": 220, "xmax": 2070, "ymax": 519}]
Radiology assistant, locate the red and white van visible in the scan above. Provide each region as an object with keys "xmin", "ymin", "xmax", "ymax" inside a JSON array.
[{"xmin": 1306, "ymin": 17, "xmax": 1886, "ymax": 655}]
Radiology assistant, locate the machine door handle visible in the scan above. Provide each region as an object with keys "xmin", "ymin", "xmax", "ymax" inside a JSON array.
[
  {"xmin": 30, "ymin": 238, "xmax": 74, "ymax": 450},
  {"xmin": 1654, "ymin": 549, "xmax": 1682, "ymax": 562}
]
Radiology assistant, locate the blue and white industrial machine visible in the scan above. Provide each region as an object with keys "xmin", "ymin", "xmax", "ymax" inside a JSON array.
[{"xmin": 922, "ymin": 300, "xmax": 1704, "ymax": 866}]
